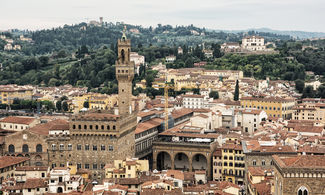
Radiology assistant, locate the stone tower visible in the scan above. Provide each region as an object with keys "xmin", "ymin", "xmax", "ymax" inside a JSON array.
[{"xmin": 116, "ymin": 26, "xmax": 135, "ymax": 116}]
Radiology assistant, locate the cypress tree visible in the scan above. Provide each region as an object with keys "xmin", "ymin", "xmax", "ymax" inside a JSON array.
[{"xmin": 234, "ymin": 80, "xmax": 239, "ymax": 101}]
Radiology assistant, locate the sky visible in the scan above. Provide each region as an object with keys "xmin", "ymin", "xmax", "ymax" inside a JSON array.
[{"xmin": 0, "ymin": 0, "xmax": 324, "ymax": 32}]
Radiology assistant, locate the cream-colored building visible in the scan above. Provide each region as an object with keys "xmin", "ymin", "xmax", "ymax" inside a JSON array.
[
  {"xmin": 4, "ymin": 43, "xmax": 13, "ymax": 51},
  {"xmin": 0, "ymin": 84, "xmax": 33, "ymax": 104},
  {"xmin": 189, "ymin": 111, "xmax": 222, "ymax": 130},
  {"xmin": 89, "ymin": 94, "xmax": 118, "ymax": 110},
  {"xmin": 240, "ymin": 97, "xmax": 296, "ymax": 119},
  {"xmin": 242, "ymin": 36, "xmax": 266, "ymax": 51},
  {"xmin": 240, "ymin": 109, "xmax": 268, "ymax": 135},
  {"xmin": 130, "ymin": 52, "xmax": 145, "ymax": 75},
  {"xmin": 105, "ymin": 158, "xmax": 149, "ymax": 179},
  {"xmin": 292, "ymin": 103, "xmax": 325, "ymax": 123},
  {"xmin": 14, "ymin": 166, "xmax": 49, "ymax": 182},
  {"xmin": 305, "ymin": 80, "xmax": 321, "ymax": 90},
  {"xmin": 0, "ymin": 116, "xmax": 40, "ymax": 131}
]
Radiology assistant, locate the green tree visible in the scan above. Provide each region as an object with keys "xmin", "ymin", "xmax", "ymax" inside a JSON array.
[
  {"xmin": 317, "ymin": 84, "xmax": 325, "ymax": 98},
  {"xmin": 209, "ymin": 91, "xmax": 219, "ymax": 99},
  {"xmin": 48, "ymin": 78, "xmax": 59, "ymax": 86},
  {"xmin": 145, "ymin": 75, "xmax": 154, "ymax": 88},
  {"xmin": 83, "ymin": 101, "xmax": 89, "ymax": 108},
  {"xmin": 295, "ymin": 79, "xmax": 305, "ymax": 93},
  {"xmin": 56, "ymin": 100, "xmax": 62, "ymax": 111},
  {"xmin": 302, "ymin": 86, "xmax": 316, "ymax": 98},
  {"xmin": 42, "ymin": 100, "xmax": 54, "ymax": 111},
  {"xmin": 234, "ymin": 80, "xmax": 239, "ymax": 101},
  {"xmin": 62, "ymin": 101, "xmax": 69, "ymax": 112}
]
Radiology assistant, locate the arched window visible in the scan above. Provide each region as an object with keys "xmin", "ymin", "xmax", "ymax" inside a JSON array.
[
  {"xmin": 22, "ymin": 144, "xmax": 29, "ymax": 153},
  {"xmin": 121, "ymin": 49, "xmax": 125, "ymax": 63},
  {"xmin": 298, "ymin": 186, "xmax": 308, "ymax": 195},
  {"xmin": 8, "ymin": 145, "xmax": 15, "ymax": 153},
  {"xmin": 52, "ymin": 144, "xmax": 56, "ymax": 151},
  {"xmin": 36, "ymin": 144, "xmax": 42, "ymax": 153}
]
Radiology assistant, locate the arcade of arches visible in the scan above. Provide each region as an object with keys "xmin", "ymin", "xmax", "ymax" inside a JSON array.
[{"xmin": 154, "ymin": 151, "xmax": 210, "ymax": 178}]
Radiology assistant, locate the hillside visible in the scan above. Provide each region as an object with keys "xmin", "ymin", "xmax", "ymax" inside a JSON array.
[{"xmin": 1, "ymin": 22, "xmax": 292, "ymax": 56}]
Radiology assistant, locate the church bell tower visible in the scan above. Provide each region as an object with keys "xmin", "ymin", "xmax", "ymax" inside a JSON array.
[{"xmin": 116, "ymin": 26, "xmax": 134, "ymax": 116}]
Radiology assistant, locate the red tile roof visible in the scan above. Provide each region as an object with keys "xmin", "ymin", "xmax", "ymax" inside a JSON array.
[
  {"xmin": 23, "ymin": 178, "xmax": 47, "ymax": 188},
  {"xmin": 0, "ymin": 156, "xmax": 29, "ymax": 169},
  {"xmin": 0, "ymin": 116, "xmax": 36, "ymax": 125},
  {"xmin": 29, "ymin": 119, "xmax": 68, "ymax": 135},
  {"xmin": 171, "ymin": 108, "xmax": 193, "ymax": 119},
  {"xmin": 248, "ymin": 167, "xmax": 265, "ymax": 176},
  {"xmin": 273, "ymin": 155, "xmax": 325, "ymax": 168},
  {"xmin": 135, "ymin": 118, "xmax": 163, "ymax": 134}
]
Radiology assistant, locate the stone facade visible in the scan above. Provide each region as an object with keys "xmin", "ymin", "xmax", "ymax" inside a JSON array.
[
  {"xmin": 4, "ymin": 130, "xmax": 48, "ymax": 166},
  {"xmin": 47, "ymin": 32, "xmax": 137, "ymax": 180},
  {"xmin": 273, "ymin": 155, "xmax": 325, "ymax": 195},
  {"xmin": 116, "ymin": 29, "xmax": 135, "ymax": 116}
]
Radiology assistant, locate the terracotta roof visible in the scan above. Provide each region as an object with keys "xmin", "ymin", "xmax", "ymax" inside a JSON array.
[
  {"xmin": 108, "ymin": 184, "xmax": 128, "ymax": 191},
  {"xmin": 166, "ymin": 170, "xmax": 184, "ymax": 180},
  {"xmin": 23, "ymin": 178, "xmax": 47, "ymax": 188},
  {"xmin": 0, "ymin": 156, "xmax": 29, "ymax": 169},
  {"xmin": 135, "ymin": 118, "xmax": 163, "ymax": 134},
  {"xmin": 222, "ymin": 143, "xmax": 242, "ymax": 151},
  {"xmin": 252, "ymin": 182, "xmax": 272, "ymax": 195},
  {"xmin": 29, "ymin": 119, "xmax": 68, "ymax": 135},
  {"xmin": 192, "ymin": 108, "xmax": 211, "ymax": 113},
  {"xmin": 137, "ymin": 110, "xmax": 159, "ymax": 117},
  {"xmin": 195, "ymin": 114, "xmax": 209, "ymax": 119},
  {"xmin": 248, "ymin": 167, "xmax": 265, "ymax": 176},
  {"xmin": 297, "ymin": 145, "xmax": 325, "ymax": 154},
  {"xmin": 273, "ymin": 155, "xmax": 325, "ymax": 168},
  {"xmin": 0, "ymin": 116, "xmax": 36, "ymax": 125},
  {"xmin": 171, "ymin": 108, "xmax": 193, "ymax": 119},
  {"xmin": 293, "ymin": 126, "xmax": 323, "ymax": 133}
]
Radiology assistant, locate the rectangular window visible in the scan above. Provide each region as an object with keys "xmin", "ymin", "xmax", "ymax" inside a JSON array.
[
  {"xmin": 101, "ymin": 163, "xmax": 105, "ymax": 169},
  {"xmin": 93, "ymin": 164, "xmax": 97, "ymax": 169},
  {"xmin": 85, "ymin": 164, "xmax": 89, "ymax": 169},
  {"xmin": 101, "ymin": 145, "xmax": 105, "ymax": 151},
  {"xmin": 109, "ymin": 145, "xmax": 114, "ymax": 151},
  {"xmin": 67, "ymin": 144, "xmax": 72, "ymax": 150},
  {"xmin": 77, "ymin": 163, "xmax": 81, "ymax": 169},
  {"xmin": 93, "ymin": 145, "xmax": 97, "ymax": 151},
  {"xmin": 85, "ymin": 145, "xmax": 89, "ymax": 150},
  {"xmin": 77, "ymin": 145, "xmax": 82, "ymax": 150}
]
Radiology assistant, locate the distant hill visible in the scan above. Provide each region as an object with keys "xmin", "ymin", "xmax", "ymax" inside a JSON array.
[
  {"xmin": 1, "ymin": 22, "xmax": 296, "ymax": 55},
  {"xmin": 215, "ymin": 28, "xmax": 325, "ymax": 39}
]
